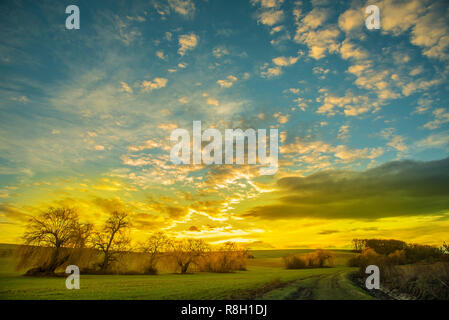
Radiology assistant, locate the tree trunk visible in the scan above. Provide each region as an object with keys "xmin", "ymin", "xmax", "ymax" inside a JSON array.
[
  {"xmin": 181, "ymin": 262, "xmax": 190, "ymax": 274},
  {"xmin": 101, "ymin": 252, "xmax": 109, "ymax": 272}
]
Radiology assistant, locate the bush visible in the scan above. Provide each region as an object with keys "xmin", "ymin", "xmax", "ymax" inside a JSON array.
[
  {"xmin": 283, "ymin": 255, "xmax": 308, "ymax": 269},
  {"xmin": 197, "ymin": 242, "xmax": 248, "ymax": 273},
  {"xmin": 284, "ymin": 250, "xmax": 335, "ymax": 269},
  {"xmin": 348, "ymin": 247, "xmax": 388, "ymax": 271}
]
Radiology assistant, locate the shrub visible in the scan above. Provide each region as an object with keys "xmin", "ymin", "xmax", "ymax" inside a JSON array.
[
  {"xmin": 284, "ymin": 249, "xmax": 335, "ymax": 269},
  {"xmin": 283, "ymin": 255, "xmax": 308, "ymax": 269},
  {"xmin": 197, "ymin": 242, "xmax": 248, "ymax": 273},
  {"xmin": 348, "ymin": 247, "xmax": 387, "ymax": 272}
]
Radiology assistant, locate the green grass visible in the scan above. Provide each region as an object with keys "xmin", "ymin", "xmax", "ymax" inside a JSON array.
[{"xmin": 0, "ymin": 244, "xmax": 373, "ymax": 300}]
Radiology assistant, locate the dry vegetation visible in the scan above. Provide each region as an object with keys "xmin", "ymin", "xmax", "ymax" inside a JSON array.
[
  {"xmin": 349, "ymin": 238, "xmax": 449, "ymax": 299},
  {"xmin": 283, "ymin": 249, "xmax": 335, "ymax": 269},
  {"xmin": 15, "ymin": 206, "xmax": 248, "ymax": 276}
]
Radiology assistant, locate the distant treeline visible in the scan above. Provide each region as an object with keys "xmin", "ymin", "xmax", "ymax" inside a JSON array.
[
  {"xmin": 15, "ymin": 206, "xmax": 248, "ymax": 276},
  {"xmin": 351, "ymin": 238, "xmax": 448, "ymax": 264}
]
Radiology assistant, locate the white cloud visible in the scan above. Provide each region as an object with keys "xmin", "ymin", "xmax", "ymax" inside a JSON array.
[
  {"xmin": 206, "ymin": 97, "xmax": 219, "ymax": 107},
  {"xmin": 212, "ymin": 47, "xmax": 229, "ymax": 58},
  {"xmin": 156, "ymin": 50, "xmax": 167, "ymax": 60},
  {"xmin": 178, "ymin": 33, "xmax": 199, "ymax": 56},
  {"xmin": 338, "ymin": 8, "xmax": 364, "ymax": 33},
  {"xmin": 141, "ymin": 78, "xmax": 168, "ymax": 92},
  {"xmin": 10, "ymin": 96, "xmax": 29, "ymax": 103},
  {"xmin": 273, "ymin": 112, "xmax": 289, "ymax": 124},
  {"xmin": 251, "ymin": 0, "xmax": 284, "ymax": 8},
  {"xmin": 168, "ymin": 0, "xmax": 195, "ymax": 17},
  {"xmin": 217, "ymin": 75, "xmax": 238, "ymax": 88},
  {"xmin": 294, "ymin": 8, "xmax": 340, "ymax": 60},
  {"xmin": 257, "ymin": 10, "xmax": 284, "ymax": 26},
  {"xmin": 272, "ymin": 56, "xmax": 298, "ymax": 66},
  {"xmin": 120, "ymin": 81, "xmax": 133, "ymax": 94},
  {"xmin": 423, "ymin": 108, "xmax": 449, "ymax": 129},
  {"xmin": 388, "ymin": 135, "xmax": 408, "ymax": 152},
  {"xmin": 337, "ymin": 125, "xmax": 350, "ymax": 139},
  {"xmin": 260, "ymin": 63, "xmax": 283, "ymax": 78},
  {"xmin": 416, "ymin": 131, "xmax": 449, "ymax": 149}
]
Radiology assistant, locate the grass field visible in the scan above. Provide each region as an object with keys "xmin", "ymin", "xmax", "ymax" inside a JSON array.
[{"xmin": 0, "ymin": 244, "xmax": 373, "ymax": 300}]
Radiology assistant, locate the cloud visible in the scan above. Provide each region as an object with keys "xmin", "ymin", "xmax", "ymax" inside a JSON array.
[
  {"xmin": 10, "ymin": 96, "xmax": 29, "ymax": 103},
  {"xmin": 260, "ymin": 65, "xmax": 282, "ymax": 78},
  {"xmin": 156, "ymin": 50, "xmax": 167, "ymax": 60},
  {"xmin": 338, "ymin": 8, "xmax": 364, "ymax": 33},
  {"xmin": 316, "ymin": 91, "xmax": 376, "ymax": 116},
  {"xmin": 339, "ymin": 40, "xmax": 368, "ymax": 60},
  {"xmin": 111, "ymin": 15, "xmax": 142, "ymax": 45},
  {"xmin": 178, "ymin": 33, "xmax": 199, "ymax": 56},
  {"xmin": 120, "ymin": 81, "xmax": 133, "ymax": 94},
  {"xmin": 261, "ymin": 54, "xmax": 300, "ymax": 78},
  {"xmin": 333, "ymin": 145, "xmax": 384, "ymax": 162},
  {"xmin": 217, "ymin": 75, "xmax": 238, "ymax": 88},
  {"xmin": 158, "ymin": 123, "xmax": 178, "ymax": 131},
  {"xmin": 244, "ymin": 157, "xmax": 449, "ymax": 220},
  {"xmin": 423, "ymin": 108, "xmax": 449, "ymax": 129},
  {"xmin": 168, "ymin": 0, "xmax": 195, "ymax": 17},
  {"xmin": 273, "ymin": 112, "xmax": 289, "ymax": 124},
  {"xmin": 141, "ymin": 78, "xmax": 168, "ymax": 92},
  {"xmin": 272, "ymin": 56, "xmax": 298, "ymax": 66},
  {"xmin": 416, "ymin": 132, "xmax": 449, "ymax": 149},
  {"xmin": 206, "ymin": 97, "xmax": 219, "ymax": 107},
  {"xmin": 381, "ymin": 129, "xmax": 408, "ymax": 153},
  {"xmin": 128, "ymin": 139, "xmax": 162, "ymax": 152},
  {"xmin": 280, "ymin": 138, "xmax": 384, "ymax": 169},
  {"xmin": 121, "ymin": 155, "xmax": 152, "ymax": 166},
  {"xmin": 337, "ymin": 125, "xmax": 350, "ymax": 139},
  {"xmin": 0, "ymin": 203, "xmax": 30, "ymax": 223},
  {"xmin": 294, "ymin": 7, "xmax": 340, "ymax": 60},
  {"xmin": 387, "ymin": 135, "xmax": 408, "ymax": 152},
  {"xmin": 251, "ymin": 0, "xmax": 284, "ymax": 8},
  {"xmin": 212, "ymin": 47, "xmax": 229, "ymax": 58},
  {"xmin": 375, "ymin": 0, "xmax": 449, "ymax": 60},
  {"xmin": 257, "ymin": 10, "xmax": 284, "ymax": 26}
]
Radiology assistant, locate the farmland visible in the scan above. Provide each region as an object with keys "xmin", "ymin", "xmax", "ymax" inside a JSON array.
[{"xmin": 0, "ymin": 244, "xmax": 372, "ymax": 300}]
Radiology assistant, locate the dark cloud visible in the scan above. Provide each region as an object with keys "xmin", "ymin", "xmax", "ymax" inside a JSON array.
[
  {"xmin": 92, "ymin": 197, "xmax": 129, "ymax": 213},
  {"xmin": 0, "ymin": 203, "xmax": 30, "ymax": 223},
  {"xmin": 244, "ymin": 157, "xmax": 449, "ymax": 220},
  {"xmin": 147, "ymin": 197, "xmax": 188, "ymax": 219},
  {"xmin": 318, "ymin": 230, "xmax": 340, "ymax": 235}
]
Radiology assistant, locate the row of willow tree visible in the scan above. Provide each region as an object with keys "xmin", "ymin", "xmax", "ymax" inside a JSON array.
[{"xmin": 16, "ymin": 207, "xmax": 248, "ymax": 276}]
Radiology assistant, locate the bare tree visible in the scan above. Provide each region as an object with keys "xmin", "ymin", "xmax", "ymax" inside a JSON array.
[
  {"xmin": 73, "ymin": 223, "xmax": 93, "ymax": 248},
  {"xmin": 169, "ymin": 239, "xmax": 209, "ymax": 274},
  {"xmin": 140, "ymin": 232, "xmax": 169, "ymax": 274},
  {"xmin": 93, "ymin": 211, "xmax": 130, "ymax": 272},
  {"xmin": 22, "ymin": 207, "xmax": 80, "ymax": 274}
]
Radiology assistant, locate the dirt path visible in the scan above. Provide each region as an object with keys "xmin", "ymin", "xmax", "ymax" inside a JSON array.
[{"xmin": 261, "ymin": 270, "xmax": 374, "ymax": 300}]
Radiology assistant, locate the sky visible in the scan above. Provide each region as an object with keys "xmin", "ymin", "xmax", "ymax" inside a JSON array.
[{"xmin": 0, "ymin": 0, "xmax": 448, "ymax": 249}]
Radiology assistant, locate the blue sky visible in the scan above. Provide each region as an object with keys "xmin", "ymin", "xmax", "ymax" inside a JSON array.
[{"xmin": 0, "ymin": 0, "xmax": 448, "ymax": 247}]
